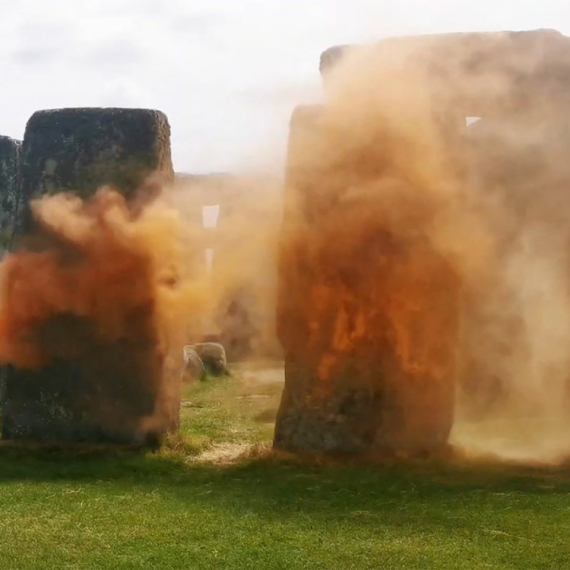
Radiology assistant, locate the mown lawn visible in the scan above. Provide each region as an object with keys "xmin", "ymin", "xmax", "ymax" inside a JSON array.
[{"xmin": 0, "ymin": 366, "xmax": 569, "ymax": 569}]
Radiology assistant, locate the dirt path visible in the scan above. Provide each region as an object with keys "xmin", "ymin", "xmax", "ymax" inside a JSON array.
[{"xmin": 238, "ymin": 366, "xmax": 284, "ymax": 386}]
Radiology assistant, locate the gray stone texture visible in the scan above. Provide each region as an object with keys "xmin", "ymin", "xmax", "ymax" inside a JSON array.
[
  {"xmin": 182, "ymin": 346, "xmax": 206, "ymax": 382},
  {"xmin": 18, "ymin": 107, "xmax": 174, "ymax": 233},
  {"xmin": 0, "ymin": 136, "xmax": 21, "ymax": 253}
]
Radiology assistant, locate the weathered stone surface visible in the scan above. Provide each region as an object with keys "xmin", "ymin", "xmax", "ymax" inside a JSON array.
[
  {"xmin": 2, "ymin": 107, "xmax": 178, "ymax": 445},
  {"xmin": 182, "ymin": 346, "xmax": 206, "ymax": 382},
  {"xmin": 189, "ymin": 342, "xmax": 227, "ymax": 376},
  {"xmin": 18, "ymin": 108, "xmax": 174, "ymax": 232},
  {"xmin": 273, "ymin": 105, "xmax": 461, "ymax": 457},
  {"xmin": 2, "ymin": 326, "xmax": 177, "ymax": 445},
  {"xmin": 0, "ymin": 136, "xmax": 21, "ymax": 253}
]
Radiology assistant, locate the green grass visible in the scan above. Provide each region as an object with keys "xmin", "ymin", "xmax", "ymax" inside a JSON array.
[{"xmin": 1, "ymin": 367, "xmax": 570, "ymax": 569}]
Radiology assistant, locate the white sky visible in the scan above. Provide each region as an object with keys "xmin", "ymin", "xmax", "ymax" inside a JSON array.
[{"xmin": 1, "ymin": 0, "xmax": 569, "ymax": 174}]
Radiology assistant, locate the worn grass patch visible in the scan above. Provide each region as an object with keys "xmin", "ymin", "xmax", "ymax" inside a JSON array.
[{"xmin": 1, "ymin": 366, "xmax": 570, "ymax": 569}]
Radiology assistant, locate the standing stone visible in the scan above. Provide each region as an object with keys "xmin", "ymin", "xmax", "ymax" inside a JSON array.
[
  {"xmin": 2, "ymin": 107, "xmax": 178, "ymax": 445},
  {"xmin": 17, "ymin": 108, "xmax": 173, "ymax": 233},
  {"xmin": 273, "ymin": 105, "xmax": 461, "ymax": 457},
  {"xmin": 0, "ymin": 136, "xmax": 21, "ymax": 254},
  {"xmin": 0, "ymin": 136, "xmax": 21, "ymax": 420}
]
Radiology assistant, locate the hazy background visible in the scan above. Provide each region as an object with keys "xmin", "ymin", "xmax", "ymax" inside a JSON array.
[{"xmin": 1, "ymin": 0, "xmax": 570, "ymax": 174}]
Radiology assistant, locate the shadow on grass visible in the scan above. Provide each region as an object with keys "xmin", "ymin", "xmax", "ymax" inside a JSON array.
[{"xmin": 0, "ymin": 442, "xmax": 570, "ymax": 507}]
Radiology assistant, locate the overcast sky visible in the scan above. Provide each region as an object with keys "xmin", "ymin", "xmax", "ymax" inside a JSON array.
[{"xmin": 1, "ymin": 0, "xmax": 570, "ymax": 175}]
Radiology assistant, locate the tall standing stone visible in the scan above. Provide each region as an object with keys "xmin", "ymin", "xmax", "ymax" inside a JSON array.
[
  {"xmin": 1, "ymin": 107, "xmax": 178, "ymax": 445},
  {"xmin": 273, "ymin": 105, "xmax": 461, "ymax": 457},
  {"xmin": 0, "ymin": 136, "xmax": 21, "ymax": 254}
]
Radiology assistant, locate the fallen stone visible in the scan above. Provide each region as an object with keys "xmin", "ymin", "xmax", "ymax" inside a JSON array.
[
  {"xmin": 183, "ymin": 346, "xmax": 206, "ymax": 381},
  {"xmin": 189, "ymin": 342, "xmax": 228, "ymax": 376}
]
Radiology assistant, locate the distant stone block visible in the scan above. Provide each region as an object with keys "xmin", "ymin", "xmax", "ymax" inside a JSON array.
[
  {"xmin": 0, "ymin": 136, "xmax": 21, "ymax": 253},
  {"xmin": 189, "ymin": 342, "xmax": 227, "ymax": 376}
]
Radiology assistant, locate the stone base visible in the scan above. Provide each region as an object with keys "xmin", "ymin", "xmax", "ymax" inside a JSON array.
[
  {"xmin": 1, "ymin": 332, "xmax": 180, "ymax": 445},
  {"xmin": 274, "ymin": 349, "xmax": 455, "ymax": 458}
]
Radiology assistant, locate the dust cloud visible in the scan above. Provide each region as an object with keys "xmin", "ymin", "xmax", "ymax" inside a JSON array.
[
  {"xmin": 0, "ymin": 180, "xmax": 207, "ymax": 375},
  {"xmin": 286, "ymin": 31, "xmax": 570, "ymax": 462},
  {"xmin": 3, "ymin": 31, "xmax": 570, "ymax": 462},
  {"xmin": 172, "ymin": 174, "xmax": 283, "ymax": 362},
  {"xmin": 453, "ymin": 107, "xmax": 570, "ymax": 464}
]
